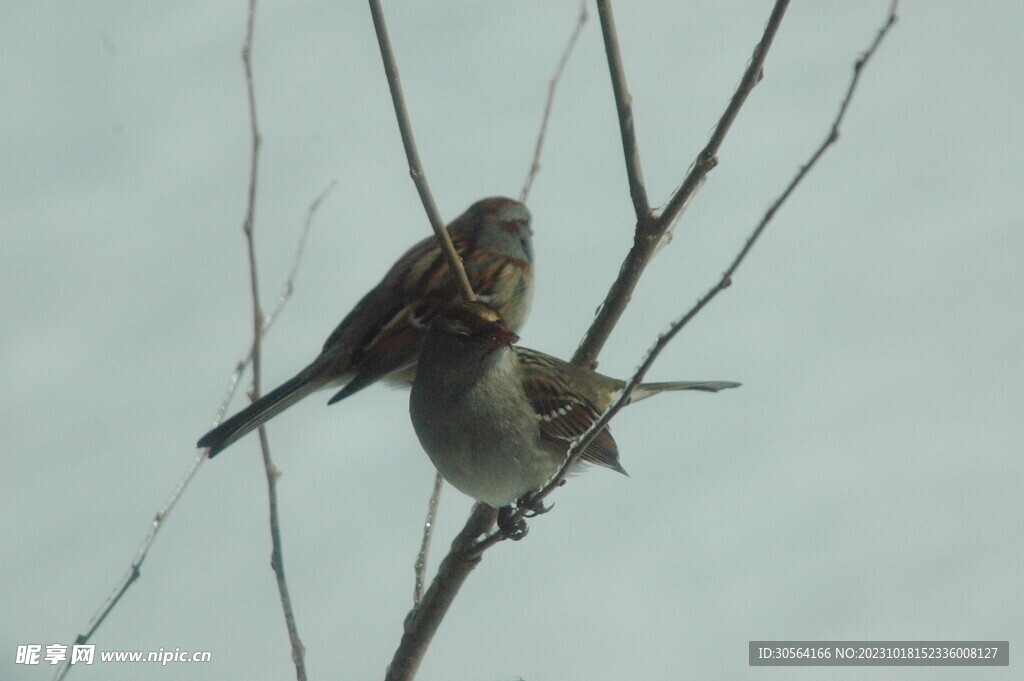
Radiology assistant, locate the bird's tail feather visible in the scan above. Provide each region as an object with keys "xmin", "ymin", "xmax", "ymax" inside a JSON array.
[
  {"xmin": 197, "ymin": 364, "xmax": 329, "ymax": 457},
  {"xmin": 629, "ymin": 380, "xmax": 741, "ymax": 404}
]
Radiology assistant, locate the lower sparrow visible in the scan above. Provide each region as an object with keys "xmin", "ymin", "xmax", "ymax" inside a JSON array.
[{"xmin": 409, "ymin": 301, "xmax": 739, "ymax": 514}]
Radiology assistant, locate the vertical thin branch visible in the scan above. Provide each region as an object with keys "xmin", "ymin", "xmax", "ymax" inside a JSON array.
[
  {"xmin": 241, "ymin": 0, "xmax": 263, "ymax": 376},
  {"xmin": 241, "ymin": 2, "xmax": 307, "ymax": 679},
  {"xmin": 572, "ymin": 0, "xmax": 792, "ymax": 369},
  {"xmin": 367, "ymin": 0, "xmax": 475, "ymax": 302},
  {"xmin": 413, "ymin": 472, "xmax": 444, "ymax": 605},
  {"xmin": 259, "ymin": 435, "xmax": 307, "ymax": 680},
  {"xmin": 596, "ymin": 0, "xmax": 651, "ymax": 222},
  {"xmin": 520, "ymin": 0, "xmax": 589, "ymax": 203},
  {"xmin": 52, "ymin": 27, "xmax": 337, "ymax": 681}
]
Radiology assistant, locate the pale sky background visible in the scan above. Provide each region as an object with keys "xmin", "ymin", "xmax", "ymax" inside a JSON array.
[{"xmin": 4, "ymin": 2, "xmax": 1022, "ymax": 680}]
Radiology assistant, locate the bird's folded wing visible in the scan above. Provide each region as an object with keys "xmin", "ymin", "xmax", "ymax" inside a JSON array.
[{"xmin": 520, "ymin": 367, "xmax": 626, "ymax": 474}]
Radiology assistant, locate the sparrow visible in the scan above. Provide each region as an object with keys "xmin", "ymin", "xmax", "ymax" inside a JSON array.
[
  {"xmin": 198, "ymin": 197, "xmax": 533, "ymax": 456},
  {"xmin": 408, "ymin": 301, "xmax": 739, "ymax": 534}
]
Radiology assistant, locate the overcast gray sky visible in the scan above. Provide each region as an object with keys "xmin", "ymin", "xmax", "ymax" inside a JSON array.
[{"xmin": 4, "ymin": 2, "xmax": 1022, "ymax": 680}]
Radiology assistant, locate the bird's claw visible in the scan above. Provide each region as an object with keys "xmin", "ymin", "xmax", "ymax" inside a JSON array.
[
  {"xmin": 517, "ymin": 493, "xmax": 552, "ymax": 518},
  {"xmin": 497, "ymin": 507, "xmax": 529, "ymax": 541}
]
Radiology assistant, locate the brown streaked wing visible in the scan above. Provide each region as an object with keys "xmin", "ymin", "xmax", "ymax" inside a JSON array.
[
  {"xmin": 320, "ymin": 235, "xmax": 442, "ymax": 355},
  {"xmin": 345, "ymin": 234, "xmax": 469, "ymax": 362},
  {"xmin": 521, "ymin": 367, "xmax": 623, "ymax": 473},
  {"xmin": 327, "ymin": 318, "xmax": 423, "ymax": 403}
]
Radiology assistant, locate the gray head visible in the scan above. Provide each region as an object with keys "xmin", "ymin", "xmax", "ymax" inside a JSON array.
[{"xmin": 453, "ymin": 197, "xmax": 533, "ymax": 263}]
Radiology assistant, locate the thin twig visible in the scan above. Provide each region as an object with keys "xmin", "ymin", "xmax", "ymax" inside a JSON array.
[
  {"xmin": 572, "ymin": 0, "xmax": 791, "ymax": 369},
  {"xmin": 406, "ymin": 0, "xmax": 592, "ymax": 615},
  {"xmin": 51, "ymin": 187, "xmax": 332, "ymax": 681},
  {"xmin": 520, "ymin": 0, "xmax": 589, "ymax": 203},
  {"xmin": 596, "ymin": 0, "xmax": 651, "ymax": 222},
  {"xmin": 482, "ymin": 0, "xmax": 900, "ymax": 542},
  {"xmin": 260, "ymin": 433, "xmax": 307, "ymax": 680},
  {"xmin": 413, "ymin": 472, "xmax": 444, "ymax": 605},
  {"xmin": 51, "ymin": 455, "xmax": 203, "ymax": 681},
  {"xmin": 215, "ymin": 180, "xmax": 337, "ymax": 417},
  {"xmin": 386, "ymin": 504, "xmax": 497, "ymax": 681},
  {"xmin": 264, "ymin": 181, "xmax": 337, "ymax": 330},
  {"xmin": 367, "ymin": 0, "xmax": 475, "ymax": 302},
  {"xmin": 241, "ymin": 2, "xmax": 307, "ymax": 678}
]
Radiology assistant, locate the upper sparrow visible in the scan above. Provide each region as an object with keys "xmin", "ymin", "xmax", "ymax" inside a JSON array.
[
  {"xmin": 409, "ymin": 301, "xmax": 739, "ymax": 520},
  {"xmin": 198, "ymin": 197, "xmax": 533, "ymax": 456}
]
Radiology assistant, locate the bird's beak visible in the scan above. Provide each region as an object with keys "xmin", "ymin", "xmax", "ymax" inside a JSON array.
[{"xmin": 483, "ymin": 324, "xmax": 518, "ymax": 350}]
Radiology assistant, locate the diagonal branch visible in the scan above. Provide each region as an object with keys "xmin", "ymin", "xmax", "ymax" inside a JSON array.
[
  {"xmin": 573, "ymin": 0, "xmax": 791, "ymax": 369},
  {"xmin": 368, "ymin": 0, "xmax": 475, "ymax": 302},
  {"xmin": 411, "ymin": 4, "xmax": 592, "ymax": 600},
  {"xmin": 50, "ymin": 456, "xmax": 203, "ymax": 681},
  {"xmin": 386, "ymin": 504, "xmax": 497, "ymax": 681},
  {"xmin": 263, "ymin": 181, "xmax": 337, "ymax": 330},
  {"xmin": 658, "ymin": 0, "xmax": 790, "ymax": 231}
]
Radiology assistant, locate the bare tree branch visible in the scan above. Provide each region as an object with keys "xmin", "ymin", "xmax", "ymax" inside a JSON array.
[
  {"xmin": 259, "ymin": 436, "xmax": 307, "ymax": 681},
  {"xmin": 413, "ymin": 472, "xmax": 444, "ymax": 605},
  {"xmin": 50, "ymin": 454, "xmax": 203, "ymax": 681},
  {"xmin": 486, "ymin": 0, "xmax": 900, "ymax": 541},
  {"xmin": 241, "ymin": 2, "xmax": 307, "ymax": 678},
  {"xmin": 520, "ymin": 0, "xmax": 589, "ymax": 203},
  {"xmin": 367, "ymin": 0, "xmax": 491, "ymax": 629},
  {"xmin": 408, "ymin": 0, "xmax": 592, "ymax": 611},
  {"xmin": 264, "ymin": 181, "xmax": 337, "ymax": 330},
  {"xmin": 386, "ymin": 504, "xmax": 497, "ymax": 681},
  {"xmin": 659, "ymin": 0, "xmax": 790, "ymax": 231},
  {"xmin": 367, "ymin": 0, "xmax": 475, "ymax": 302},
  {"xmin": 572, "ymin": 0, "xmax": 791, "ymax": 369},
  {"xmin": 595, "ymin": 0, "xmax": 651, "ymax": 222}
]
